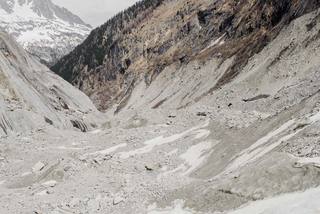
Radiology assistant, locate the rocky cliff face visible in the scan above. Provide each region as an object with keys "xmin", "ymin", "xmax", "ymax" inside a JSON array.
[
  {"xmin": 52, "ymin": 0, "xmax": 320, "ymax": 111},
  {"xmin": 0, "ymin": 31, "xmax": 100, "ymax": 136},
  {"xmin": 0, "ymin": 0, "xmax": 91, "ymax": 66}
]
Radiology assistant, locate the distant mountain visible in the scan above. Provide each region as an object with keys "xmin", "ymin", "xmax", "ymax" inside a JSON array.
[{"xmin": 0, "ymin": 0, "xmax": 92, "ymax": 66}]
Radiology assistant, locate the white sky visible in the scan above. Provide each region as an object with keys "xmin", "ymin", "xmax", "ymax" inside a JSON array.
[{"xmin": 52, "ymin": 0, "xmax": 139, "ymax": 27}]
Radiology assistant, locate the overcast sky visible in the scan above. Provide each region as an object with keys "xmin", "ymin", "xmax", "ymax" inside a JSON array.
[{"xmin": 52, "ymin": 0, "xmax": 139, "ymax": 27}]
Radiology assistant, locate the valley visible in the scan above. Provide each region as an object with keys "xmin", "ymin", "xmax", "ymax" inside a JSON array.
[{"xmin": 1, "ymin": 0, "xmax": 320, "ymax": 213}]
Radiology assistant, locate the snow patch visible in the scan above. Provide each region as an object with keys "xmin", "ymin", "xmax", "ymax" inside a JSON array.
[
  {"xmin": 225, "ymin": 111, "xmax": 320, "ymax": 174},
  {"xmin": 228, "ymin": 187, "xmax": 320, "ymax": 214},
  {"xmin": 89, "ymin": 129, "xmax": 102, "ymax": 134},
  {"xmin": 56, "ymin": 146, "xmax": 85, "ymax": 150},
  {"xmin": 88, "ymin": 143, "xmax": 127, "ymax": 156},
  {"xmin": 41, "ymin": 180, "xmax": 57, "ymax": 188},
  {"xmin": 180, "ymin": 141, "xmax": 213, "ymax": 175},
  {"xmin": 160, "ymin": 164, "xmax": 187, "ymax": 178},
  {"xmin": 119, "ymin": 120, "xmax": 210, "ymax": 159},
  {"xmin": 148, "ymin": 200, "xmax": 195, "ymax": 214},
  {"xmin": 21, "ymin": 171, "xmax": 32, "ymax": 177},
  {"xmin": 119, "ymin": 135, "xmax": 184, "ymax": 159},
  {"xmin": 194, "ymin": 129, "xmax": 210, "ymax": 139},
  {"xmin": 35, "ymin": 190, "xmax": 49, "ymax": 196},
  {"xmin": 309, "ymin": 111, "xmax": 320, "ymax": 123},
  {"xmin": 208, "ymin": 35, "xmax": 225, "ymax": 48},
  {"xmin": 159, "ymin": 141, "xmax": 215, "ymax": 178},
  {"xmin": 225, "ymin": 119, "xmax": 296, "ymax": 173}
]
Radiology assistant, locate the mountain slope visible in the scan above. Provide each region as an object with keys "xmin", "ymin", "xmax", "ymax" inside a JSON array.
[
  {"xmin": 0, "ymin": 0, "xmax": 91, "ymax": 66},
  {"xmin": 0, "ymin": 31, "xmax": 100, "ymax": 136},
  {"xmin": 52, "ymin": 0, "xmax": 320, "ymax": 111}
]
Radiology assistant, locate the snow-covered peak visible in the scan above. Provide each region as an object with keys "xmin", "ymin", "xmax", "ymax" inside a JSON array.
[
  {"xmin": 0, "ymin": 0, "xmax": 92, "ymax": 65},
  {"xmin": 0, "ymin": 0, "xmax": 39, "ymax": 20},
  {"xmin": 0, "ymin": 0, "xmax": 90, "ymax": 26}
]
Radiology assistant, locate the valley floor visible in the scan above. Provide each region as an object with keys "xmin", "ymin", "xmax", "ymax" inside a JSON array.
[{"xmin": 1, "ymin": 103, "xmax": 320, "ymax": 214}]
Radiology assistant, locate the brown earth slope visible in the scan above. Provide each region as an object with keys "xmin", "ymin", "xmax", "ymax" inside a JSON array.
[{"xmin": 52, "ymin": 0, "xmax": 320, "ymax": 110}]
